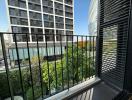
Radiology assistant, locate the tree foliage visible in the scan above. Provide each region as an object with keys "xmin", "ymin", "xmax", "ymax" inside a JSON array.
[{"xmin": 42, "ymin": 44, "xmax": 95, "ymax": 92}]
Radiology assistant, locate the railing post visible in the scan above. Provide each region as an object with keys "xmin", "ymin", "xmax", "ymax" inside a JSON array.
[{"xmin": 0, "ymin": 33, "xmax": 14, "ymax": 100}]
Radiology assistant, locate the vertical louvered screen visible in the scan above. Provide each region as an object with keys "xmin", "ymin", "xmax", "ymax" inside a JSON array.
[{"xmin": 98, "ymin": 0, "xmax": 130, "ymax": 89}]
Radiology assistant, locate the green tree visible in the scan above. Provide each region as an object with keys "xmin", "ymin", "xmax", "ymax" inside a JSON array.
[{"xmin": 42, "ymin": 44, "xmax": 95, "ymax": 93}]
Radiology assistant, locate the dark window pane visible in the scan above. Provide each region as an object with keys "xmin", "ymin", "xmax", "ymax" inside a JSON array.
[
  {"xmin": 56, "ymin": 30, "xmax": 65, "ymax": 41},
  {"xmin": 65, "ymin": 0, "xmax": 72, "ymax": 5},
  {"xmin": 31, "ymin": 28, "xmax": 43, "ymax": 41},
  {"xmin": 45, "ymin": 29, "xmax": 54, "ymax": 41},
  {"xmin": 66, "ymin": 31, "xmax": 73, "ymax": 41},
  {"xmin": 12, "ymin": 26, "xmax": 29, "ymax": 42}
]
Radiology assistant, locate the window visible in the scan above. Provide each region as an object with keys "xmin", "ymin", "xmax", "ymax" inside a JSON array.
[
  {"xmin": 65, "ymin": 18, "xmax": 73, "ymax": 25},
  {"xmin": 55, "ymin": 16, "xmax": 64, "ymax": 29},
  {"xmin": 8, "ymin": 0, "xmax": 26, "ymax": 8},
  {"xmin": 43, "ymin": 6, "xmax": 53, "ymax": 14},
  {"xmin": 44, "ymin": 22, "xmax": 54, "ymax": 28},
  {"xmin": 9, "ymin": 8, "xmax": 17, "ymax": 16},
  {"xmin": 65, "ymin": 12, "xmax": 73, "ymax": 18},
  {"xmin": 20, "ymin": 18, "xmax": 28, "ymax": 25},
  {"xmin": 31, "ymin": 28, "xmax": 43, "ymax": 41},
  {"xmin": 65, "ymin": 5, "xmax": 73, "ymax": 13},
  {"xmin": 12, "ymin": 26, "xmax": 19, "ymax": 33},
  {"xmin": 19, "ymin": 10, "xmax": 27, "ymax": 17},
  {"xmin": 36, "ymin": 5, "xmax": 41, "ymax": 11},
  {"xmin": 29, "ymin": 12, "xmax": 42, "ymax": 20},
  {"xmin": 44, "ymin": 14, "xmax": 54, "ymax": 28},
  {"xmin": 44, "ymin": 14, "xmax": 54, "ymax": 22},
  {"xmin": 43, "ymin": 0, "xmax": 53, "ymax": 7},
  {"xmin": 45, "ymin": 29, "xmax": 54, "ymax": 41},
  {"xmin": 55, "ymin": 2, "xmax": 63, "ymax": 10},
  {"xmin": 28, "ymin": 3, "xmax": 41, "ymax": 11},
  {"xmin": 55, "ymin": 9, "xmax": 63, "ymax": 16},
  {"xmin": 30, "ymin": 20, "xmax": 42, "ymax": 27},
  {"xmin": 65, "ymin": 0, "xmax": 72, "ymax": 5},
  {"xmin": 55, "ymin": 16, "xmax": 64, "ymax": 23},
  {"xmin": 56, "ymin": 30, "xmax": 65, "ymax": 41},
  {"xmin": 66, "ymin": 31, "xmax": 73, "ymax": 41},
  {"xmin": 9, "ymin": 8, "xmax": 27, "ymax": 18},
  {"xmin": 12, "ymin": 26, "xmax": 29, "ymax": 42},
  {"xmin": 8, "ymin": 0, "xmax": 16, "ymax": 6},
  {"xmin": 19, "ymin": 1, "xmax": 26, "ymax": 8},
  {"xmin": 11, "ymin": 17, "xmax": 18, "ymax": 24},
  {"xmin": 66, "ymin": 24, "xmax": 73, "ymax": 29},
  {"xmin": 12, "ymin": 27, "xmax": 29, "ymax": 33},
  {"xmin": 44, "ymin": 14, "xmax": 48, "ymax": 21},
  {"xmin": 56, "ymin": 23, "xmax": 64, "ymax": 29}
]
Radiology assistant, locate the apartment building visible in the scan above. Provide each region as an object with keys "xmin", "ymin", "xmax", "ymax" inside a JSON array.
[
  {"xmin": 88, "ymin": 0, "xmax": 98, "ymax": 36},
  {"xmin": 5, "ymin": 0, "xmax": 74, "ymax": 64}
]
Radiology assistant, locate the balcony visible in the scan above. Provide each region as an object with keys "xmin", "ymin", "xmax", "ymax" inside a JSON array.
[
  {"xmin": 0, "ymin": 33, "xmax": 127, "ymax": 100},
  {"xmin": 1, "ymin": 0, "xmax": 132, "ymax": 100}
]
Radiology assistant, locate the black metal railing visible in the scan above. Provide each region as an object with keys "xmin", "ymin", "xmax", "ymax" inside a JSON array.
[{"xmin": 0, "ymin": 33, "xmax": 96, "ymax": 100}]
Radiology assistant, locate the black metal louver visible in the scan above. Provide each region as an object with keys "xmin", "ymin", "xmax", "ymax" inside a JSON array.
[{"xmin": 97, "ymin": 0, "xmax": 131, "ymax": 89}]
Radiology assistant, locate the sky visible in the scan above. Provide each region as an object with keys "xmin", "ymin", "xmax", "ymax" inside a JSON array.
[{"xmin": 0, "ymin": 0, "xmax": 90, "ymax": 35}]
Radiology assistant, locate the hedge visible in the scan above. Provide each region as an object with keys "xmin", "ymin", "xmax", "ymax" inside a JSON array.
[{"xmin": 0, "ymin": 68, "xmax": 29, "ymax": 99}]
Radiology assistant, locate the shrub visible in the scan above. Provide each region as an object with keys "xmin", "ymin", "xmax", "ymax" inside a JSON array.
[
  {"xmin": 0, "ymin": 68, "xmax": 29, "ymax": 99},
  {"xmin": 26, "ymin": 86, "xmax": 41, "ymax": 100}
]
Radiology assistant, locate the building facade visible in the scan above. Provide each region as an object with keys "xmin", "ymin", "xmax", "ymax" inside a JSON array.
[
  {"xmin": 5, "ymin": 0, "xmax": 74, "ymax": 63},
  {"xmin": 88, "ymin": 0, "xmax": 98, "ymax": 36}
]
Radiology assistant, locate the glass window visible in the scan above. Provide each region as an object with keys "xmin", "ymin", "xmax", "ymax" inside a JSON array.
[
  {"xmin": 19, "ymin": 10, "xmax": 27, "ymax": 17},
  {"xmin": 36, "ymin": 5, "xmax": 41, "ymax": 11},
  {"xmin": 55, "ymin": 2, "xmax": 63, "ymax": 10},
  {"xmin": 56, "ymin": 23, "xmax": 64, "ymax": 29},
  {"xmin": 28, "ymin": 3, "xmax": 33, "ymax": 9},
  {"xmin": 66, "ymin": 31, "xmax": 73, "ymax": 41},
  {"xmin": 55, "ymin": 9, "xmax": 63, "ymax": 16},
  {"xmin": 65, "ymin": 12, "xmax": 73, "ymax": 18},
  {"xmin": 9, "ymin": 8, "xmax": 17, "ymax": 16},
  {"xmin": 29, "ymin": 3, "xmax": 41, "ymax": 11},
  {"xmin": 8, "ymin": 0, "xmax": 16, "ymax": 6},
  {"xmin": 11, "ymin": 17, "xmax": 18, "ymax": 24},
  {"xmin": 12, "ymin": 26, "xmax": 20, "ymax": 33},
  {"xmin": 30, "ymin": 20, "xmax": 42, "ymax": 27},
  {"xmin": 36, "ymin": 13, "xmax": 42, "ymax": 19},
  {"xmin": 56, "ymin": 30, "xmax": 65, "ymax": 41},
  {"xmin": 19, "ymin": 1, "xmax": 26, "ymax": 8},
  {"xmin": 66, "ymin": 24, "xmax": 73, "ymax": 29},
  {"xmin": 55, "ymin": 16, "xmax": 64, "ymax": 28},
  {"xmin": 20, "ymin": 18, "xmax": 28, "ymax": 25},
  {"xmin": 44, "ymin": 14, "xmax": 48, "ymax": 21},
  {"xmin": 65, "ymin": 0, "xmax": 72, "ymax": 5},
  {"xmin": 45, "ymin": 29, "xmax": 54, "ymax": 41},
  {"xmin": 12, "ymin": 26, "xmax": 30, "ymax": 42},
  {"xmin": 31, "ymin": 28, "xmax": 43, "ymax": 41},
  {"xmin": 65, "ymin": 5, "xmax": 73, "ymax": 12},
  {"xmin": 43, "ymin": 6, "xmax": 53, "ymax": 14},
  {"xmin": 65, "ymin": 18, "xmax": 73, "ymax": 25},
  {"xmin": 44, "ymin": 14, "xmax": 54, "ymax": 22},
  {"xmin": 29, "ymin": 12, "xmax": 42, "ymax": 20},
  {"xmin": 43, "ymin": 0, "xmax": 53, "ymax": 7},
  {"xmin": 8, "ymin": 0, "xmax": 26, "ymax": 8},
  {"xmin": 55, "ymin": 16, "xmax": 64, "ymax": 23},
  {"xmin": 44, "ymin": 22, "xmax": 54, "ymax": 28}
]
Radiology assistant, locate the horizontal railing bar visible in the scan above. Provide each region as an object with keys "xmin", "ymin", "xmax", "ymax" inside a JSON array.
[{"xmin": 0, "ymin": 32, "xmax": 97, "ymax": 37}]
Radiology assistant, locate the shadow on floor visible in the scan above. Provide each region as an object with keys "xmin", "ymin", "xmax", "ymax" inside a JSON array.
[{"xmin": 69, "ymin": 82, "xmax": 119, "ymax": 100}]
